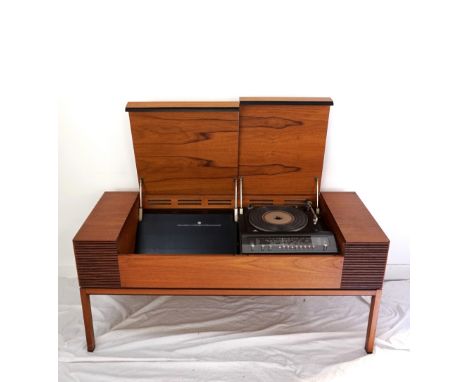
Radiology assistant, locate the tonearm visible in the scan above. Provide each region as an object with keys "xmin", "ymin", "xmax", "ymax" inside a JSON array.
[
  {"xmin": 305, "ymin": 176, "xmax": 321, "ymax": 225},
  {"xmin": 306, "ymin": 200, "xmax": 319, "ymax": 225}
]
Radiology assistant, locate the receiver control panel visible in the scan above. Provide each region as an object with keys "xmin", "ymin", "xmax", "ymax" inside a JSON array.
[{"xmin": 240, "ymin": 234, "xmax": 338, "ymax": 254}]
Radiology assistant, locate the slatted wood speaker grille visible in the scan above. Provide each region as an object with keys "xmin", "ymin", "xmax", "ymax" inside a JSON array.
[
  {"xmin": 144, "ymin": 195, "xmax": 312, "ymax": 208},
  {"xmin": 244, "ymin": 196, "xmax": 310, "ymax": 207},
  {"xmin": 73, "ymin": 241, "xmax": 120, "ymax": 287},
  {"xmin": 340, "ymin": 243, "xmax": 389, "ymax": 289},
  {"xmin": 248, "ymin": 199, "xmax": 274, "ymax": 206},
  {"xmin": 145, "ymin": 195, "xmax": 233, "ymax": 209}
]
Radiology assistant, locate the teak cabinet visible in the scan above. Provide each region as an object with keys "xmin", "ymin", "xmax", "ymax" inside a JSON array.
[{"xmin": 73, "ymin": 98, "xmax": 389, "ymax": 353}]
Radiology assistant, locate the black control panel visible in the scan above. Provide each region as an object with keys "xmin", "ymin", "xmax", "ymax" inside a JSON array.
[{"xmin": 241, "ymin": 234, "xmax": 338, "ymax": 254}]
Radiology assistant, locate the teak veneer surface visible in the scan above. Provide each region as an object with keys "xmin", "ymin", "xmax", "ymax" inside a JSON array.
[
  {"xmin": 320, "ymin": 192, "xmax": 389, "ymax": 244},
  {"xmin": 320, "ymin": 192, "xmax": 389, "ymax": 289},
  {"xmin": 239, "ymin": 104, "xmax": 330, "ymax": 197},
  {"xmin": 74, "ymin": 192, "xmax": 139, "ymax": 242},
  {"xmin": 129, "ymin": 110, "xmax": 239, "ymax": 201},
  {"xmin": 118, "ymin": 254, "xmax": 344, "ymax": 289},
  {"xmin": 73, "ymin": 192, "xmax": 139, "ymax": 287}
]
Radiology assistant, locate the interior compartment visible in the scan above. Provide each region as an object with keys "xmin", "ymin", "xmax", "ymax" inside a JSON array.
[{"xmin": 125, "ymin": 100, "xmax": 336, "ymax": 257}]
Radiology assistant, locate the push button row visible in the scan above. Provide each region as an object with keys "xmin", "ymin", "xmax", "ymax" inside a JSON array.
[
  {"xmin": 248, "ymin": 243, "xmax": 330, "ymax": 251},
  {"xmin": 255, "ymin": 244, "xmax": 314, "ymax": 250}
]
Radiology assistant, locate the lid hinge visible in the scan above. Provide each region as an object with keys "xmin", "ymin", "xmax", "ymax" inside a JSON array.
[{"xmin": 139, "ymin": 178, "xmax": 143, "ymax": 222}]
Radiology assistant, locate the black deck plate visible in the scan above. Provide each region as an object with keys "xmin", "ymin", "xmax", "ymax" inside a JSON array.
[{"xmin": 136, "ymin": 212, "xmax": 237, "ymax": 254}]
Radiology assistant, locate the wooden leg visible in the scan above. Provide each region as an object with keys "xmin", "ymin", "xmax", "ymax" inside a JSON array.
[
  {"xmin": 365, "ymin": 289, "xmax": 382, "ymax": 353},
  {"xmin": 76, "ymin": 288, "xmax": 381, "ymax": 352},
  {"xmin": 80, "ymin": 288, "xmax": 95, "ymax": 352}
]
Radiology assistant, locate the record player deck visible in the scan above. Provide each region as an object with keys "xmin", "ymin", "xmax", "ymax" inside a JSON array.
[
  {"xmin": 239, "ymin": 204, "xmax": 338, "ymax": 254},
  {"xmin": 134, "ymin": 203, "xmax": 337, "ymax": 255}
]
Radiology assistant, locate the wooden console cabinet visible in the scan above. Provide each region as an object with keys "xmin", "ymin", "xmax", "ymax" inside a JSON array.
[{"xmin": 73, "ymin": 98, "xmax": 389, "ymax": 353}]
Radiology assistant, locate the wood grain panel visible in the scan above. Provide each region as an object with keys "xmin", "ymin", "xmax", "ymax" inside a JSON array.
[
  {"xmin": 118, "ymin": 254, "xmax": 344, "ymax": 289},
  {"xmin": 320, "ymin": 192, "xmax": 389, "ymax": 289},
  {"xmin": 117, "ymin": 197, "xmax": 139, "ymax": 253},
  {"xmin": 73, "ymin": 192, "xmax": 139, "ymax": 287},
  {"xmin": 320, "ymin": 192, "xmax": 389, "ymax": 243},
  {"xmin": 239, "ymin": 104, "xmax": 331, "ymax": 197},
  {"xmin": 128, "ymin": 110, "xmax": 239, "ymax": 201},
  {"xmin": 74, "ymin": 192, "xmax": 139, "ymax": 242}
]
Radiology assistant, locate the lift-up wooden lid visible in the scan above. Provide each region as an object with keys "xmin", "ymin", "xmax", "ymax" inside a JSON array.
[
  {"xmin": 239, "ymin": 97, "xmax": 333, "ymax": 204},
  {"xmin": 127, "ymin": 98, "xmax": 333, "ymax": 209},
  {"xmin": 127, "ymin": 102, "xmax": 239, "ymax": 209}
]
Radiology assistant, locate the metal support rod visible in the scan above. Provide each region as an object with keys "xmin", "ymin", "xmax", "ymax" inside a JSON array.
[
  {"xmin": 239, "ymin": 176, "xmax": 243, "ymax": 215},
  {"xmin": 234, "ymin": 177, "xmax": 238, "ymax": 222},
  {"xmin": 139, "ymin": 178, "xmax": 143, "ymax": 222},
  {"xmin": 315, "ymin": 176, "xmax": 320, "ymax": 215}
]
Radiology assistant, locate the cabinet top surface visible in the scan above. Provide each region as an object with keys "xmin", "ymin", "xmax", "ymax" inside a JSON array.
[
  {"xmin": 126, "ymin": 101, "xmax": 239, "ymax": 111},
  {"xmin": 240, "ymin": 97, "xmax": 333, "ymax": 105},
  {"xmin": 74, "ymin": 192, "xmax": 138, "ymax": 242},
  {"xmin": 321, "ymin": 192, "xmax": 389, "ymax": 244}
]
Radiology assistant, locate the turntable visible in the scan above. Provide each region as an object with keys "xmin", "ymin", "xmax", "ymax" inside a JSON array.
[{"xmin": 240, "ymin": 203, "xmax": 338, "ymax": 253}]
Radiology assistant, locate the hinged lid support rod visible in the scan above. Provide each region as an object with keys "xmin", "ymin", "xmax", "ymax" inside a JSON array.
[
  {"xmin": 239, "ymin": 177, "xmax": 243, "ymax": 215},
  {"xmin": 139, "ymin": 178, "xmax": 143, "ymax": 222},
  {"xmin": 234, "ymin": 177, "xmax": 238, "ymax": 222},
  {"xmin": 315, "ymin": 177, "xmax": 320, "ymax": 215}
]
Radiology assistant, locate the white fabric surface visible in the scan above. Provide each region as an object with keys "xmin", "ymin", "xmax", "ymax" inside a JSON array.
[{"xmin": 59, "ymin": 279, "xmax": 409, "ymax": 381}]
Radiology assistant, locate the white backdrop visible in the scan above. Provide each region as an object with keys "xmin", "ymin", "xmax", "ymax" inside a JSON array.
[{"xmin": 58, "ymin": 1, "xmax": 412, "ymax": 275}]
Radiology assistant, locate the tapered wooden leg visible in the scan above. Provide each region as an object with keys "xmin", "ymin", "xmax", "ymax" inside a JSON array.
[
  {"xmin": 365, "ymin": 289, "xmax": 382, "ymax": 353},
  {"xmin": 80, "ymin": 288, "xmax": 95, "ymax": 352}
]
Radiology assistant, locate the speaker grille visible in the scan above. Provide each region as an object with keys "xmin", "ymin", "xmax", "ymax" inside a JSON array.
[
  {"xmin": 340, "ymin": 243, "xmax": 389, "ymax": 289},
  {"xmin": 73, "ymin": 242, "xmax": 120, "ymax": 287}
]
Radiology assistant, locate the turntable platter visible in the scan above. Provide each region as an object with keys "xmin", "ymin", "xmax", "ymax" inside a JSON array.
[
  {"xmin": 263, "ymin": 210, "xmax": 294, "ymax": 225},
  {"xmin": 248, "ymin": 206, "xmax": 308, "ymax": 232}
]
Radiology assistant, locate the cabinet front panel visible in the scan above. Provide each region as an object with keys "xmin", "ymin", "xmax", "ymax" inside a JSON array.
[{"xmin": 118, "ymin": 254, "xmax": 343, "ymax": 289}]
